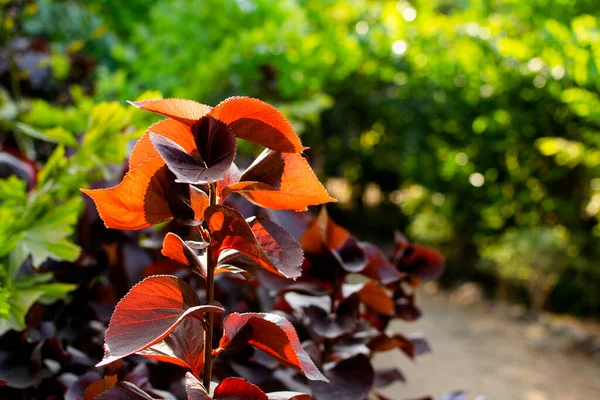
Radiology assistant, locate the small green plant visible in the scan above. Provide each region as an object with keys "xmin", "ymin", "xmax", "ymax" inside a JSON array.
[
  {"xmin": 479, "ymin": 227, "xmax": 575, "ymax": 311},
  {"xmin": 0, "ymin": 89, "xmax": 156, "ymax": 334}
]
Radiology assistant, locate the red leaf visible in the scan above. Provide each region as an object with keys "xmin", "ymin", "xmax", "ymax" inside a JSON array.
[
  {"xmin": 248, "ymin": 217, "xmax": 304, "ymax": 280},
  {"xmin": 209, "ymin": 97, "xmax": 305, "ymax": 153},
  {"xmin": 128, "ymin": 98, "xmax": 212, "ymax": 126},
  {"xmin": 83, "ymin": 375, "xmax": 117, "ymax": 400},
  {"xmin": 393, "ymin": 232, "xmax": 445, "ymax": 279},
  {"xmin": 219, "ymin": 313, "xmax": 327, "ymax": 382},
  {"xmin": 97, "ymin": 275, "xmax": 223, "ymax": 366},
  {"xmin": 137, "ymin": 317, "xmax": 205, "ymax": 377},
  {"xmin": 81, "ymin": 157, "xmax": 172, "ymax": 230},
  {"xmin": 359, "ymin": 242, "xmax": 405, "ymax": 285},
  {"xmin": 300, "ymin": 208, "xmax": 349, "ymax": 254},
  {"xmin": 205, "ymin": 205, "xmax": 299, "ymax": 279},
  {"xmin": 223, "ymin": 150, "xmax": 336, "ymax": 211},
  {"xmin": 213, "ymin": 377, "xmax": 267, "ymax": 400}
]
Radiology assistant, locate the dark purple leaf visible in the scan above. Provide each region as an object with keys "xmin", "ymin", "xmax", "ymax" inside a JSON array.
[{"xmin": 310, "ymin": 355, "xmax": 374, "ymax": 400}]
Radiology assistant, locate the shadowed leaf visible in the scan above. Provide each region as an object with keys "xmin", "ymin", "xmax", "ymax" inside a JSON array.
[
  {"xmin": 374, "ymin": 368, "xmax": 405, "ymax": 388},
  {"xmin": 359, "ymin": 242, "xmax": 405, "ymax": 284},
  {"xmin": 310, "ymin": 355, "xmax": 374, "ymax": 400},
  {"xmin": 94, "ymin": 381, "xmax": 154, "ymax": 400},
  {"xmin": 184, "ymin": 373, "xmax": 211, "ymax": 400},
  {"xmin": 304, "ymin": 293, "xmax": 359, "ymax": 339},
  {"xmin": 248, "ymin": 217, "xmax": 304, "ymax": 279},
  {"xmin": 97, "ymin": 275, "xmax": 223, "ymax": 366},
  {"xmin": 137, "ymin": 317, "xmax": 205, "ymax": 377},
  {"xmin": 205, "ymin": 205, "xmax": 300, "ymax": 279}
]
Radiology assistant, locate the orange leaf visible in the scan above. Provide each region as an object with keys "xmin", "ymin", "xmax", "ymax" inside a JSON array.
[
  {"xmin": 224, "ymin": 150, "xmax": 336, "ymax": 211},
  {"xmin": 209, "ymin": 97, "xmax": 305, "ymax": 153},
  {"xmin": 343, "ymin": 281, "xmax": 394, "ymax": 316},
  {"xmin": 161, "ymin": 232, "xmax": 207, "ymax": 277},
  {"xmin": 205, "ymin": 205, "xmax": 299, "ymax": 279},
  {"xmin": 219, "ymin": 313, "xmax": 328, "ymax": 381},
  {"xmin": 81, "ymin": 157, "xmax": 172, "ymax": 230},
  {"xmin": 300, "ymin": 207, "xmax": 349, "ymax": 254},
  {"xmin": 130, "ymin": 119, "xmax": 196, "ymax": 170},
  {"xmin": 128, "ymin": 98, "xmax": 212, "ymax": 126},
  {"xmin": 84, "ymin": 375, "xmax": 117, "ymax": 400}
]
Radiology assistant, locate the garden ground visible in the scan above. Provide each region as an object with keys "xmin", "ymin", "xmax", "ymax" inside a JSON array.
[{"xmin": 376, "ymin": 286, "xmax": 600, "ymax": 400}]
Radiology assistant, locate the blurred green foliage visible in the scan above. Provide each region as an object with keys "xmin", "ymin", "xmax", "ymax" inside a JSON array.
[
  {"xmin": 479, "ymin": 227, "xmax": 576, "ymax": 311},
  {"xmin": 2, "ymin": 0, "xmax": 599, "ymax": 314},
  {"xmin": 0, "ymin": 84, "xmax": 156, "ymax": 333}
]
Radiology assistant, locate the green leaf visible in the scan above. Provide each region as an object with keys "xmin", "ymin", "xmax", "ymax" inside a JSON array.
[
  {"xmin": 38, "ymin": 145, "xmax": 68, "ymax": 186},
  {"xmin": 14, "ymin": 122, "xmax": 78, "ymax": 147},
  {"xmin": 0, "ymin": 175, "xmax": 27, "ymax": 204},
  {"xmin": 0, "ymin": 286, "xmax": 10, "ymax": 320},
  {"xmin": 18, "ymin": 197, "xmax": 82, "ymax": 266},
  {"xmin": 0, "ymin": 274, "xmax": 75, "ymax": 335},
  {"xmin": 0, "ymin": 289, "xmax": 42, "ymax": 335}
]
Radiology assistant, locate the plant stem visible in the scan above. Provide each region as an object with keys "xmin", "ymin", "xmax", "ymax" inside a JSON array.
[
  {"xmin": 203, "ymin": 183, "xmax": 217, "ymax": 390},
  {"xmin": 330, "ymin": 266, "xmax": 340, "ymax": 314}
]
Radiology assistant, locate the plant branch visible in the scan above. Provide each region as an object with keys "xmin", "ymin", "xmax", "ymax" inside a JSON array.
[{"xmin": 203, "ymin": 183, "xmax": 217, "ymax": 390}]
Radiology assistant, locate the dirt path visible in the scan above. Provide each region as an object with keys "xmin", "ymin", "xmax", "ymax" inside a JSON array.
[{"xmin": 375, "ymin": 290, "xmax": 600, "ymax": 400}]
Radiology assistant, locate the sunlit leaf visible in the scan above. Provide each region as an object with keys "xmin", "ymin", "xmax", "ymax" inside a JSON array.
[
  {"xmin": 128, "ymin": 98, "xmax": 212, "ymax": 126},
  {"xmin": 223, "ymin": 150, "xmax": 336, "ymax": 211},
  {"xmin": 81, "ymin": 157, "xmax": 172, "ymax": 230},
  {"xmin": 209, "ymin": 97, "xmax": 305, "ymax": 153},
  {"xmin": 219, "ymin": 313, "xmax": 328, "ymax": 381}
]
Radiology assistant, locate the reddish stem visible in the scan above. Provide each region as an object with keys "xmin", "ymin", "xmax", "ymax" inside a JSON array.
[{"xmin": 202, "ymin": 183, "xmax": 217, "ymax": 390}]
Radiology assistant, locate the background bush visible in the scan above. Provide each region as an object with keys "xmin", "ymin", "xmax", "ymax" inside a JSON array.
[{"xmin": 3, "ymin": 0, "xmax": 600, "ymax": 315}]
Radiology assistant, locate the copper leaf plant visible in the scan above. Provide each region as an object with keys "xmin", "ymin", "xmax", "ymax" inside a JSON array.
[{"xmin": 81, "ymin": 97, "xmax": 336, "ymax": 399}]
